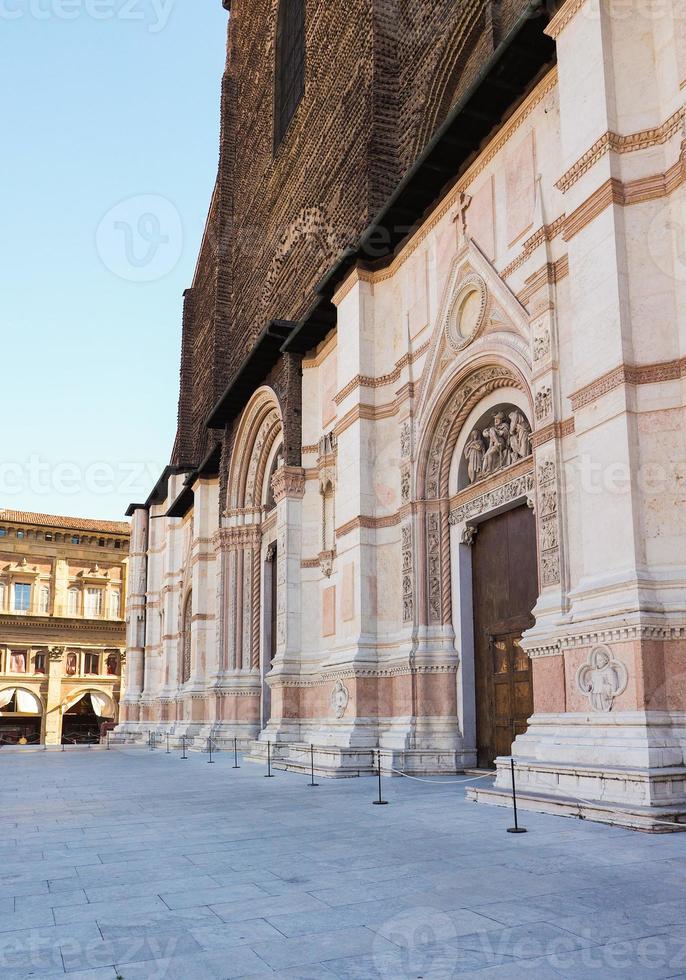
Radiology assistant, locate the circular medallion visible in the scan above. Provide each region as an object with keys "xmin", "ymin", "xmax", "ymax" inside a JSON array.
[{"xmin": 446, "ymin": 275, "xmax": 488, "ymax": 352}]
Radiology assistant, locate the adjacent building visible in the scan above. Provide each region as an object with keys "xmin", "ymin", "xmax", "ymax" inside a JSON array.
[
  {"xmin": 0, "ymin": 510, "xmax": 129, "ymax": 744},
  {"xmin": 118, "ymin": 0, "xmax": 686, "ymax": 829}
]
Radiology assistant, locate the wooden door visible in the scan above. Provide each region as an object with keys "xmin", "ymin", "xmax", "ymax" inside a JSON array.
[{"xmin": 471, "ymin": 504, "xmax": 538, "ymax": 768}]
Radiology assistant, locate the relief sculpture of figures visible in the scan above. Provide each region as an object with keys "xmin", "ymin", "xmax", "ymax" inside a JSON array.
[
  {"xmin": 465, "ymin": 407, "xmax": 532, "ymax": 486},
  {"xmin": 508, "ymin": 410, "xmax": 532, "ymax": 464},
  {"xmin": 464, "ymin": 430, "xmax": 485, "ymax": 483}
]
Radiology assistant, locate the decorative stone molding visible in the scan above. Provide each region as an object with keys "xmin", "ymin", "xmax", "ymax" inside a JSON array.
[
  {"xmin": 401, "ymin": 523, "xmax": 414, "ymax": 624},
  {"xmin": 527, "ymin": 624, "xmax": 686, "ymax": 658},
  {"xmin": 426, "ymin": 512, "xmax": 442, "ymax": 624},
  {"xmin": 544, "ymin": 0, "xmax": 588, "ymax": 40},
  {"xmin": 576, "ymin": 646, "xmax": 628, "ymax": 712},
  {"xmin": 537, "ymin": 458, "xmax": 560, "ymax": 588},
  {"xmin": 449, "ymin": 471, "xmax": 535, "ymax": 525},
  {"xmin": 556, "ymin": 107, "xmax": 686, "ymax": 193},
  {"xmin": 271, "ymin": 466, "xmax": 305, "ymax": 503},
  {"xmin": 331, "ymin": 679, "xmax": 349, "ymax": 719},
  {"xmin": 571, "ymin": 357, "xmax": 686, "ymax": 411}
]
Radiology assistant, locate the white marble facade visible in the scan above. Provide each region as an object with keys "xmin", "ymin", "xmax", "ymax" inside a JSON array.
[{"xmin": 119, "ymin": 0, "xmax": 686, "ymax": 828}]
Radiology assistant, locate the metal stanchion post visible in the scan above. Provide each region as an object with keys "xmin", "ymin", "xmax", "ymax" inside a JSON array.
[
  {"xmin": 208, "ymin": 737, "xmax": 215, "ymax": 764},
  {"xmin": 372, "ymin": 749, "xmax": 388, "ymax": 805},
  {"xmin": 166, "ymin": 733, "xmax": 170, "ymax": 755},
  {"xmin": 265, "ymin": 739, "xmax": 274, "ymax": 777},
  {"xmin": 308, "ymin": 743, "xmax": 319, "ymax": 787},
  {"xmin": 232, "ymin": 736, "xmax": 240, "ymax": 769},
  {"xmin": 507, "ymin": 757, "xmax": 527, "ymax": 834},
  {"xmin": 107, "ymin": 732, "xmax": 110, "ymax": 751},
  {"xmin": 181, "ymin": 734, "xmax": 187, "ymax": 760}
]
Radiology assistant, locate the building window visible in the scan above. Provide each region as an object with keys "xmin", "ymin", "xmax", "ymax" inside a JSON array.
[
  {"xmin": 0, "ymin": 582, "xmax": 6, "ymax": 610},
  {"xmin": 68, "ymin": 588, "xmax": 79, "ymax": 616},
  {"xmin": 84, "ymin": 652, "xmax": 99, "ymax": 675},
  {"xmin": 13, "ymin": 583, "xmax": 31, "ymax": 612},
  {"xmin": 65, "ymin": 652, "xmax": 78, "ymax": 676},
  {"xmin": 71, "ymin": 536, "xmax": 79, "ymax": 545},
  {"xmin": 109, "ymin": 590, "xmax": 120, "ymax": 619},
  {"xmin": 9, "ymin": 650, "xmax": 27, "ymax": 673},
  {"xmin": 16, "ymin": 530, "xmax": 25, "ymax": 539},
  {"xmin": 45, "ymin": 532, "xmax": 53, "ymax": 541},
  {"xmin": 0, "ymin": 528, "xmax": 6, "ymax": 537},
  {"xmin": 34, "ymin": 652, "xmax": 47, "ymax": 675},
  {"xmin": 98, "ymin": 538, "xmax": 105, "ymax": 547},
  {"xmin": 38, "ymin": 587, "xmax": 50, "ymax": 615},
  {"xmin": 84, "ymin": 588, "xmax": 103, "ymax": 618},
  {"xmin": 106, "ymin": 653, "xmax": 119, "ymax": 676},
  {"xmin": 274, "ymin": 0, "xmax": 305, "ymax": 148}
]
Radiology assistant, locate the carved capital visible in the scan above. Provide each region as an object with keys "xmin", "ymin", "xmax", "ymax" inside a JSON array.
[{"xmin": 272, "ymin": 465, "xmax": 306, "ymax": 503}]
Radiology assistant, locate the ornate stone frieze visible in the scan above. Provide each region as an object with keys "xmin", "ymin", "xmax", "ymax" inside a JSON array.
[
  {"xmin": 449, "ymin": 472, "xmax": 535, "ymax": 525},
  {"xmin": 527, "ymin": 623, "xmax": 686, "ymax": 658},
  {"xmin": 576, "ymin": 646, "xmax": 628, "ymax": 712}
]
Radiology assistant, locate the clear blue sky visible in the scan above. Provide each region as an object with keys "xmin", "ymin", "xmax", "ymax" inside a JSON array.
[{"xmin": 1, "ymin": 1, "xmax": 228, "ymax": 521}]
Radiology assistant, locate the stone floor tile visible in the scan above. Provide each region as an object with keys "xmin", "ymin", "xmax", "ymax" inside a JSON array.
[
  {"xmin": 114, "ymin": 946, "xmax": 272, "ymax": 979},
  {"xmin": 160, "ymin": 882, "xmax": 270, "ymax": 911},
  {"xmin": 250, "ymin": 926, "xmax": 397, "ymax": 971}
]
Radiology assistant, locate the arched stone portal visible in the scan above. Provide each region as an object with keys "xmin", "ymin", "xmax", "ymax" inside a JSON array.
[
  {"xmin": 215, "ymin": 387, "xmax": 304, "ymax": 741},
  {"xmin": 415, "ymin": 361, "xmax": 539, "ymax": 768}
]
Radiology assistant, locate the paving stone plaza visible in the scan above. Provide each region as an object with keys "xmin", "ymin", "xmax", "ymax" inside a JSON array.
[{"xmin": 1, "ymin": 748, "xmax": 686, "ymax": 979}]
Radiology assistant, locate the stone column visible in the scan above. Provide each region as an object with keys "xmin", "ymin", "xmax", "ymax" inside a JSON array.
[
  {"xmin": 263, "ymin": 465, "xmax": 305, "ymax": 737},
  {"xmin": 118, "ymin": 506, "xmax": 147, "ymax": 726},
  {"xmin": 44, "ymin": 647, "xmax": 64, "ymax": 745}
]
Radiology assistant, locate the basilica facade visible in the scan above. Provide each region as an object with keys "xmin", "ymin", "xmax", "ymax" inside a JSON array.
[{"xmin": 118, "ymin": 0, "xmax": 686, "ymax": 829}]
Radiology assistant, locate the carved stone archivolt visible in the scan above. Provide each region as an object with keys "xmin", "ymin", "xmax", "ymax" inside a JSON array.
[
  {"xmin": 424, "ymin": 366, "xmax": 525, "ymax": 500},
  {"xmin": 577, "ymin": 646, "xmax": 628, "ymax": 712}
]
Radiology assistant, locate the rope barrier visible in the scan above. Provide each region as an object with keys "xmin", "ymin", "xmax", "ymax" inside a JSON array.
[{"xmin": 387, "ymin": 766, "xmax": 495, "ymax": 786}]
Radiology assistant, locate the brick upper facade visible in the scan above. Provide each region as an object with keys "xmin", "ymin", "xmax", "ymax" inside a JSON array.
[{"xmin": 172, "ymin": 0, "xmax": 535, "ymax": 470}]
